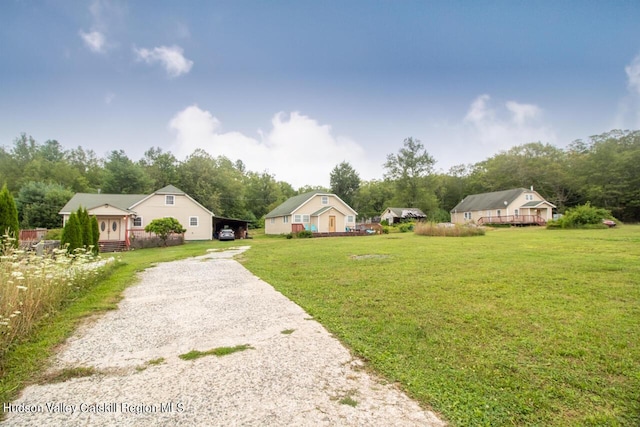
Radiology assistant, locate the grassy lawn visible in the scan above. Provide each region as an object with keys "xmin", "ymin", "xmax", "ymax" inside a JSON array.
[{"xmin": 240, "ymin": 227, "xmax": 640, "ymax": 426}]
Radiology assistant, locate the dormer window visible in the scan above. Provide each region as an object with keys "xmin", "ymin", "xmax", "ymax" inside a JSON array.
[{"xmin": 165, "ymin": 195, "xmax": 175, "ymax": 205}]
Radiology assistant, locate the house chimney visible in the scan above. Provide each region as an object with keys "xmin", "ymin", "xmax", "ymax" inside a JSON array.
[{"xmin": 530, "ymin": 186, "xmax": 533, "ymax": 191}]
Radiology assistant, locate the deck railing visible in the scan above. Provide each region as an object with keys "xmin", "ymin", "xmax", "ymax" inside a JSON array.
[{"xmin": 477, "ymin": 215, "xmax": 546, "ymax": 225}]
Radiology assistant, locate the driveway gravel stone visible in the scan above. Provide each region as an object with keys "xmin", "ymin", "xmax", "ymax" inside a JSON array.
[{"xmin": 4, "ymin": 246, "xmax": 445, "ymax": 426}]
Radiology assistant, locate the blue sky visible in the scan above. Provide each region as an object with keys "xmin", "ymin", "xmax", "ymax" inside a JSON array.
[{"xmin": 2, "ymin": 1, "xmax": 640, "ymax": 188}]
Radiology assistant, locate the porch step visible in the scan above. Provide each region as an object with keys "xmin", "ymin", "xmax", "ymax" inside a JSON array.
[{"xmin": 98, "ymin": 240, "xmax": 127, "ymax": 252}]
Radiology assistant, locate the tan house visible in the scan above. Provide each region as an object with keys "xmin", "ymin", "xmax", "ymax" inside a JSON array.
[
  {"xmin": 450, "ymin": 188, "xmax": 556, "ymax": 226},
  {"xmin": 381, "ymin": 207, "xmax": 427, "ymax": 224},
  {"xmin": 265, "ymin": 192, "xmax": 357, "ymax": 235},
  {"xmin": 60, "ymin": 185, "xmax": 214, "ymax": 250}
]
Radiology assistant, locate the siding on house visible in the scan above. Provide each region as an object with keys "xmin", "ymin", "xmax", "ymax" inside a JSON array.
[
  {"xmin": 60, "ymin": 185, "xmax": 214, "ymax": 241},
  {"xmin": 450, "ymin": 188, "xmax": 556, "ymax": 224},
  {"xmin": 265, "ymin": 192, "xmax": 357, "ymax": 234}
]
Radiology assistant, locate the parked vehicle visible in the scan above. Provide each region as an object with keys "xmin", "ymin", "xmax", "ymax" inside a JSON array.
[{"xmin": 218, "ymin": 229, "xmax": 235, "ymax": 240}]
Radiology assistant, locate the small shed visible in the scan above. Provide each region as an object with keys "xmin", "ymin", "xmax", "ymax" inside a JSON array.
[{"xmin": 381, "ymin": 207, "xmax": 427, "ymax": 225}]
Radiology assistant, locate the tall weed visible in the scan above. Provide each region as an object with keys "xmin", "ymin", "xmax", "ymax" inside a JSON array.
[
  {"xmin": 0, "ymin": 237, "xmax": 115, "ymax": 357},
  {"xmin": 414, "ymin": 221, "xmax": 485, "ymax": 237}
]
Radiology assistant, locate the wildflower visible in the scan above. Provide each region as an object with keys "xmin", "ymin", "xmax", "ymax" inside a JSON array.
[{"xmin": 16, "ymin": 285, "xmax": 28, "ymax": 291}]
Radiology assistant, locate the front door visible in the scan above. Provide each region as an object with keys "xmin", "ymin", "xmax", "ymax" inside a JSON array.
[
  {"xmin": 329, "ymin": 215, "xmax": 336, "ymax": 232},
  {"xmin": 99, "ymin": 217, "xmax": 122, "ymax": 241}
]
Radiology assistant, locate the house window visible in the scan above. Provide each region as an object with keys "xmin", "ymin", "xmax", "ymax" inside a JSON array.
[
  {"xmin": 294, "ymin": 214, "xmax": 302, "ymax": 223},
  {"xmin": 302, "ymin": 214, "xmax": 310, "ymax": 223},
  {"xmin": 497, "ymin": 210, "xmax": 501, "ymax": 216},
  {"xmin": 347, "ymin": 215, "xmax": 354, "ymax": 223},
  {"xmin": 321, "ymin": 196, "xmax": 328, "ymax": 205},
  {"xmin": 283, "ymin": 216, "xmax": 289, "ymax": 223},
  {"xmin": 189, "ymin": 216, "xmax": 199, "ymax": 227},
  {"xmin": 133, "ymin": 217, "xmax": 143, "ymax": 227},
  {"xmin": 464, "ymin": 212, "xmax": 472, "ymax": 220},
  {"xmin": 514, "ymin": 209, "xmax": 519, "ymax": 217},
  {"xmin": 270, "ymin": 218, "xmax": 275, "ymax": 224},
  {"xmin": 525, "ymin": 194, "xmax": 534, "ymax": 201},
  {"xmin": 165, "ymin": 195, "xmax": 175, "ymax": 205}
]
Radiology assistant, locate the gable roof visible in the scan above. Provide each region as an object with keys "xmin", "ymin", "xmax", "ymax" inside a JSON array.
[
  {"xmin": 59, "ymin": 193, "xmax": 146, "ymax": 214},
  {"xmin": 384, "ymin": 207, "xmax": 427, "ymax": 218},
  {"xmin": 451, "ymin": 188, "xmax": 532, "ymax": 212},
  {"xmin": 265, "ymin": 192, "xmax": 357, "ymax": 218},
  {"xmin": 59, "ymin": 185, "xmax": 214, "ymax": 216}
]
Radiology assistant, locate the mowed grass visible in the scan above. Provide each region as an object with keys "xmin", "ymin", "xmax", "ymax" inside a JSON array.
[{"xmin": 241, "ymin": 227, "xmax": 640, "ymax": 426}]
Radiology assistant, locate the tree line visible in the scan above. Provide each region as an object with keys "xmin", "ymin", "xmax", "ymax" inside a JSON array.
[{"xmin": 1, "ymin": 129, "xmax": 639, "ymax": 230}]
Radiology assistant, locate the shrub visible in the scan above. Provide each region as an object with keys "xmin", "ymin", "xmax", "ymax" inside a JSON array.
[
  {"xmin": 45, "ymin": 228, "xmax": 63, "ymax": 240},
  {"xmin": 381, "ymin": 226, "xmax": 390, "ymax": 234},
  {"xmin": 414, "ymin": 222, "xmax": 485, "ymax": 237},
  {"xmin": 144, "ymin": 217, "xmax": 186, "ymax": 246},
  {"xmin": 296, "ymin": 230, "xmax": 313, "ymax": 238},
  {"xmin": 547, "ymin": 203, "xmax": 616, "ymax": 229}
]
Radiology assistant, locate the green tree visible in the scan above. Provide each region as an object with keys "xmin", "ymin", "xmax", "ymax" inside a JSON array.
[
  {"xmin": 383, "ymin": 137, "xmax": 436, "ymax": 209},
  {"xmin": 144, "ymin": 217, "xmax": 186, "ymax": 246},
  {"xmin": 353, "ymin": 179, "xmax": 394, "ymax": 220},
  {"xmin": 244, "ymin": 171, "xmax": 285, "ymax": 221},
  {"xmin": 0, "ymin": 184, "xmax": 20, "ymax": 246},
  {"xmin": 139, "ymin": 147, "xmax": 179, "ymax": 190},
  {"xmin": 330, "ymin": 161, "xmax": 360, "ymax": 207},
  {"xmin": 102, "ymin": 150, "xmax": 151, "ymax": 194},
  {"xmin": 176, "ymin": 149, "xmax": 222, "ymax": 213},
  {"xmin": 61, "ymin": 212, "xmax": 82, "ymax": 252},
  {"xmin": 77, "ymin": 207, "xmax": 93, "ymax": 248},
  {"xmin": 90, "ymin": 215, "xmax": 100, "ymax": 254},
  {"xmin": 16, "ymin": 182, "xmax": 73, "ymax": 229}
]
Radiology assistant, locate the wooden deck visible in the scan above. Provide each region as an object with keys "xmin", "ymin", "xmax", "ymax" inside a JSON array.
[{"xmin": 477, "ymin": 215, "xmax": 546, "ymax": 226}]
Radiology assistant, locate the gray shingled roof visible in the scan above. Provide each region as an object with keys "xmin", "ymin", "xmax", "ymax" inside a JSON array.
[
  {"xmin": 59, "ymin": 193, "xmax": 146, "ymax": 214},
  {"xmin": 59, "ymin": 185, "xmax": 191, "ymax": 214},
  {"xmin": 265, "ymin": 192, "xmax": 322, "ymax": 218},
  {"xmin": 450, "ymin": 188, "xmax": 526, "ymax": 212}
]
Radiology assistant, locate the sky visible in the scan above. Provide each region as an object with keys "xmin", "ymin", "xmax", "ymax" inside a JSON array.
[{"xmin": 2, "ymin": 1, "xmax": 640, "ymax": 189}]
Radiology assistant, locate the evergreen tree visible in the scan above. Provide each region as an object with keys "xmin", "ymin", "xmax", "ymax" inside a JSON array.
[
  {"xmin": 91, "ymin": 216, "xmax": 100, "ymax": 254},
  {"xmin": 77, "ymin": 207, "xmax": 92, "ymax": 248},
  {"xmin": 0, "ymin": 184, "xmax": 20, "ymax": 247},
  {"xmin": 61, "ymin": 212, "xmax": 82, "ymax": 252}
]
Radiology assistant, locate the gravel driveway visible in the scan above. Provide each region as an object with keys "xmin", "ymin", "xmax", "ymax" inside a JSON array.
[{"xmin": 4, "ymin": 246, "xmax": 445, "ymax": 426}]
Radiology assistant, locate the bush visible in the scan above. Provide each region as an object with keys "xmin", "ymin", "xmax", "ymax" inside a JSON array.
[
  {"xmin": 381, "ymin": 226, "xmax": 389, "ymax": 234},
  {"xmin": 547, "ymin": 203, "xmax": 616, "ymax": 229},
  {"xmin": 45, "ymin": 228, "xmax": 63, "ymax": 240},
  {"xmin": 144, "ymin": 217, "xmax": 186, "ymax": 246},
  {"xmin": 296, "ymin": 230, "xmax": 313, "ymax": 238}
]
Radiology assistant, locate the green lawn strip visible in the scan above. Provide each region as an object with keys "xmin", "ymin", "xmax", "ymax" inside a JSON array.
[
  {"xmin": 0, "ymin": 241, "xmax": 225, "ymax": 410},
  {"xmin": 179, "ymin": 344, "xmax": 254, "ymax": 361},
  {"xmin": 240, "ymin": 227, "xmax": 640, "ymax": 426}
]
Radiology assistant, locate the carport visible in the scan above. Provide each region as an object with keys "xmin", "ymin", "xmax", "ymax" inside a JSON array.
[{"xmin": 213, "ymin": 216, "xmax": 252, "ymax": 239}]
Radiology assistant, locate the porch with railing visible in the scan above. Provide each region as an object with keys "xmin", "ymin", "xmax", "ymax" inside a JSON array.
[{"xmin": 477, "ymin": 215, "xmax": 546, "ymax": 226}]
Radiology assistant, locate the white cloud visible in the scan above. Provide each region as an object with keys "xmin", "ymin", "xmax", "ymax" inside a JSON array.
[
  {"xmin": 134, "ymin": 45, "xmax": 193, "ymax": 77},
  {"xmin": 625, "ymin": 54, "xmax": 640, "ymax": 96},
  {"xmin": 168, "ymin": 106, "xmax": 372, "ymax": 188},
  {"xmin": 463, "ymin": 94, "xmax": 555, "ymax": 151},
  {"xmin": 79, "ymin": 30, "xmax": 106, "ymax": 53}
]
